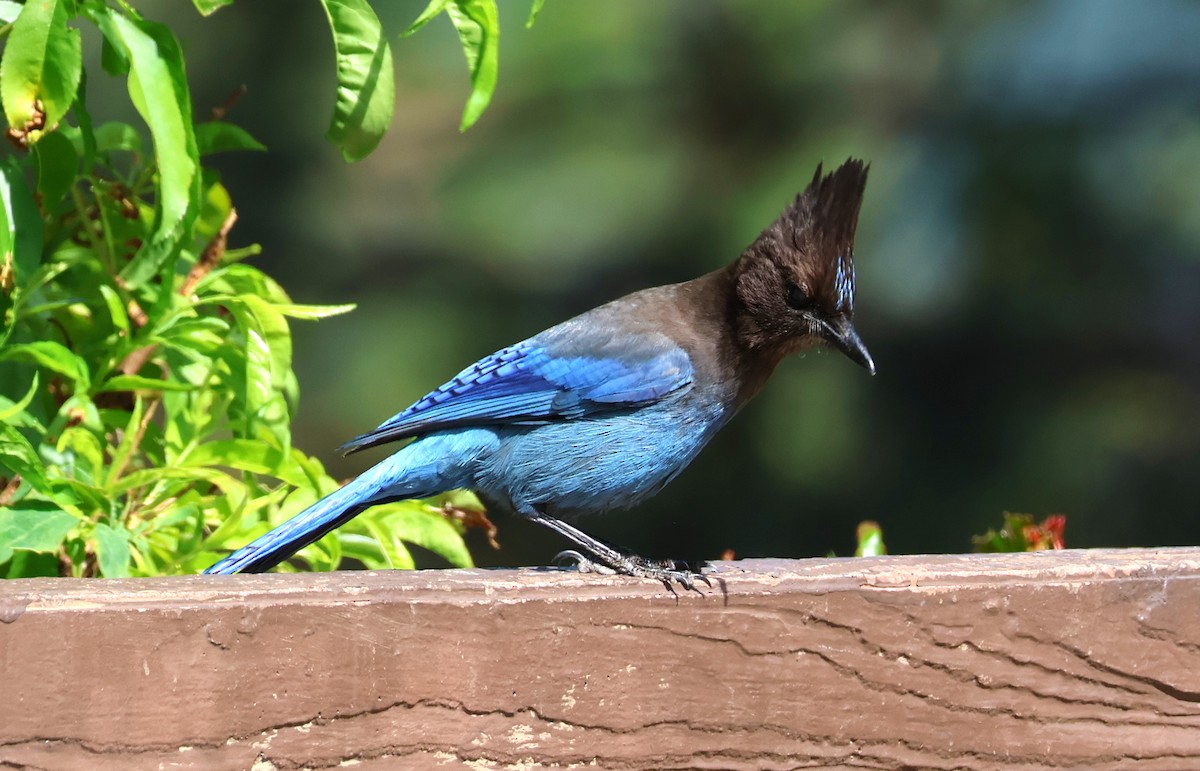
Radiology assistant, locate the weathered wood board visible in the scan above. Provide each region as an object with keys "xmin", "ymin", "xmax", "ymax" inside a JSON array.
[{"xmin": 2, "ymin": 549, "xmax": 1199, "ymax": 769}]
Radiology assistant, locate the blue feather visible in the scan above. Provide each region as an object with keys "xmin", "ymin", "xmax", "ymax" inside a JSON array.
[
  {"xmin": 835, "ymin": 254, "xmax": 855, "ymax": 312},
  {"xmin": 339, "ymin": 329, "xmax": 694, "ymax": 454}
]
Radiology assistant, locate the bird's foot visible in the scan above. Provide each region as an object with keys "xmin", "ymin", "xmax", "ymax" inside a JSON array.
[
  {"xmin": 555, "ymin": 549, "xmax": 711, "ymax": 594},
  {"xmin": 555, "ymin": 550, "xmax": 617, "ymax": 575}
]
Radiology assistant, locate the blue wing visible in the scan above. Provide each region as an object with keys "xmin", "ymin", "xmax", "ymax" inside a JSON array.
[{"xmin": 338, "ymin": 325, "xmax": 694, "ymax": 454}]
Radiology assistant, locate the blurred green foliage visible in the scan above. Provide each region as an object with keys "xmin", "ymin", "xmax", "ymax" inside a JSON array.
[
  {"xmin": 855, "ymin": 521, "xmax": 886, "ymax": 558},
  {"xmin": 973, "ymin": 513, "xmax": 1066, "ymax": 553},
  {"xmin": 0, "ymin": 0, "xmax": 499, "ymax": 577}
]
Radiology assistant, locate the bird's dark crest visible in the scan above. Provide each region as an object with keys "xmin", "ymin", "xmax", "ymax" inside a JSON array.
[
  {"xmin": 732, "ymin": 158, "xmax": 870, "ymax": 351},
  {"xmin": 771, "ymin": 158, "xmax": 868, "ymax": 289},
  {"xmin": 801, "ymin": 158, "xmax": 869, "ymax": 263}
]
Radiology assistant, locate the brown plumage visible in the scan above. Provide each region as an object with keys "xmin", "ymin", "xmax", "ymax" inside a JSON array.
[
  {"xmin": 661, "ymin": 158, "xmax": 874, "ymax": 412},
  {"xmin": 732, "ymin": 158, "xmax": 870, "ymax": 356}
]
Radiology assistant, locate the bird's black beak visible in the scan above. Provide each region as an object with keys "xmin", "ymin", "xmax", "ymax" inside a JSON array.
[{"xmin": 820, "ymin": 316, "xmax": 876, "ymax": 375}]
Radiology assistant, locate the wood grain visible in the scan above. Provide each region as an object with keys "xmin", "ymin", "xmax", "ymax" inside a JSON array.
[{"xmin": 2, "ymin": 548, "xmax": 1199, "ymax": 769}]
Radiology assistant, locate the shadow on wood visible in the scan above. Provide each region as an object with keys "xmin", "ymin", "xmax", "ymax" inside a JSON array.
[{"xmin": 2, "ymin": 548, "xmax": 1199, "ymax": 769}]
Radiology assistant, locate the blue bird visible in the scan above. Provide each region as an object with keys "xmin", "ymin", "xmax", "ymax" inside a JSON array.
[{"xmin": 204, "ymin": 158, "xmax": 876, "ymax": 586}]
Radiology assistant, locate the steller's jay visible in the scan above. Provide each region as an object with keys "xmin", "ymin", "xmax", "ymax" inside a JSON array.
[{"xmin": 204, "ymin": 158, "xmax": 875, "ymax": 586}]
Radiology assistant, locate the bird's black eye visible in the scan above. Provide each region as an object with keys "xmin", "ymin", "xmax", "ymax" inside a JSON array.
[{"xmin": 786, "ymin": 282, "xmax": 813, "ymax": 311}]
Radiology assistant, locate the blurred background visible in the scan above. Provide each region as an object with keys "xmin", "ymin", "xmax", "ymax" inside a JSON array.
[{"xmin": 107, "ymin": 1, "xmax": 1200, "ymax": 566}]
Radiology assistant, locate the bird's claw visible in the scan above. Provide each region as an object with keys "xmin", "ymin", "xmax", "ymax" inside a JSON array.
[
  {"xmin": 555, "ymin": 550, "xmax": 710, "ymax": 594},
  {"xmin": 633, "ymin": 558, "xmax": 712, "ymax": 595}
]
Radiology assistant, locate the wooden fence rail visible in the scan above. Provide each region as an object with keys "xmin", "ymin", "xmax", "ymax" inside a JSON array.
[{"xmin": 2, "ymin": 548, "xmax": 1200, "ymax": 769}]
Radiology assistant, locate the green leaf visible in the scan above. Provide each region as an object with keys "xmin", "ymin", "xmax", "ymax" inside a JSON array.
[
  {"xmin": 94, "ymin": 120, "xmax": 142, "ymax": 154},
  {"xmin": 98, "ymin": 283, "xmax": 129, "ymax": 334},
  {"xmin": 103, "ymin": 395, "xmax": 143, "ymax": 488},
  {"xmin": 397, "ymin": 0, "xmax": 501, "ymax": 130},
  {"xmin": 111, "ymin": 464, "xmax": 245, "ymax": 498},
  {"xmin": 401, "ymin": 0, "xmax": 450, "ymax": 37},
  {"xmin": 0, "ymin": 373, "xmax": 39, "ymax": 424},
  {"xmin": 71, "ymin": 68, "xmax": 96, "ymax": 169},
  {"xmin": 228, "ymin": 295, "xmax": 292, "ymax": 437},
  {"xmin": 379, "ymin": 502, "xmax": 474, "ymax": 567},
  {"xmin": 272, "ymin": 302, "xmax": 356, "ymax": 320},
  {"xmin": 0, "ymin": 0, "xmax": 83, "ymax": 136},
  {"xmin": 92, "ymin": 522, "xmax": 132, "ymax": 577},
  {"xmin": 0, "ymin": 503, "xmax": 77, "ymax": 565},
  {"xmin": 194, "ymin": 121, "xmax": 266, "ymax": 156},
  {"xmin": 180, "ymin": 439, "xmax": 307, "ymax": 487},
  {"xmin": 247, "ymin": 296, "xmax": 293, "ymax": 392},
  {"xmin": 55, "ymin": 393, "xmax": 101, "ymax": 433},
  {"xmin": 241, "ymin": 296, "xmax": 291, "ymax": 383},
  {"xmin": 84, "ymin": 4, "xmax": 130, "ymax": 76},
  {"xmin": 0, "ymin": 341, "xmax": 90, "ymax": 391},
  {"xmin": 854, "ymin": 520, "xmax": 887, "ymax": 558},
  {"xmin": 360, "ymin": 517, "xmax": 415, "ymax": 570},
  {"xmin": 107, "ymin": 11, "xmax": 200, "ymax": 288},
  {"xmin": 0, "ymin": 425, "xmax": 81, "ymax": 513},
  {"xmin": 191, "ymin": 0, "xmax": 235, "ymax": 16},
  {"xmin": 0, "ymin": 424, "xmax": 47, "ymax": 489},
  {"xmin": 31, "ymin": 128, "xmax": 78, "ymax": 210},
  {"xmin": 526, "ymin": 0, "xmax": 545, "ymax": 28},
  {"xmin": 98, "ymin": 374, "xmax": 196, "ymax": 393},
  {"xmin": 446, "ymin": 0, "xmax": 500, "ymax": 131},
  {"xmin": 4, "ymin": 549, "xmax": 59, "ymax": 577},
  {"xmin": 199, "ymin": 263, "xmax": 291, "ymax": 304},
  {"xmin": 57, "ymin": 425, "xmax": 105, "ymax": 481},
  {"xmin": 0, "ymin": 155, "xmax": 44, "ymax": 288},
  {"xmin": 192, "ymin": 176, "xmax": 233, "ymax": 250},
  {"xmin": 319, "ymin": 0, "xmax": 396, "ymax": 162},
  {"xmin": 336, "ymin": 532, "xmax": 404, "ymax": 571},
  {"xmin": 11, "ymin": 259, "xmax": 66, "ymax": 301},
  {"xmin": 153, "ymin": 315, "xmax": 229, "ymax": 353}
]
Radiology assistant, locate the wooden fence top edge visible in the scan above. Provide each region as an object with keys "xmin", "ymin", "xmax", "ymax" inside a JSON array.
[{"xmin": 2, "ymin": 546, "xmax": 1197, "ymax": 617}]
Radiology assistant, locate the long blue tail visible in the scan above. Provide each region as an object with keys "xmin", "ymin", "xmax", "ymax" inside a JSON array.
[
  {"xmin": 203, "ymin": 476, "xmax": 379, "ymax": 574},
  {"xmin": 202, "ymin": 430, "xmax": 496, "ymax": 574}
]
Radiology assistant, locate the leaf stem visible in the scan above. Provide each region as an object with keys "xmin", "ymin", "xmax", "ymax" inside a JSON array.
[
  {"xmin": 109, "ymin": 397, "xmax": 159, "ymax": 493},
  {"xmin": 90, "ymin": 177, "xmax": 122, "ymax": 276},
  {"xmin": 69, "ymin": 182, "xmax": 114, "ymax": 273}
]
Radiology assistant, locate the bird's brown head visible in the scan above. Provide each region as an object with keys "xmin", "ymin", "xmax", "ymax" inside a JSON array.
[{"xmin": 731, "ymin": 158, "xmax": 875, "ymax": 374}]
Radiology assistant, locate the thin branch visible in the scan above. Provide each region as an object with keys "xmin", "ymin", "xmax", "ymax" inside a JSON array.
[
  {"xmin": 211, "ymin": 85, "xmax": 247, "ymax": 122},
  {"xmin": 182, "ymin": 208, "xmax": 237, "ymax": 297},
  {"xmin": 0, "ymin": 474, "xmax": 22, "ymax": 507},
  {"xmin": 92, "ymin": 178, "xmax": 123, "ymax": 275},
  {"xmin": 118, "ymin": 342, "xmax": 156, "ymax": 376},
  {"xmin": 109, "ymin": 398, "xmax": 160, "ymax": 489},
  {"xmin": 117, "ymin": 207, "xmax": 237, "ymax": 377},
  {"xmin": 70, "ymin": 183, "xmax": 113, "ymax": 273}
]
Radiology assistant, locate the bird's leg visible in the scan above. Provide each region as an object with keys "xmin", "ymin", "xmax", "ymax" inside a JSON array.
[{"xmin": 526, "ymin": 510, "xmax": 710, "ymax": 592}]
